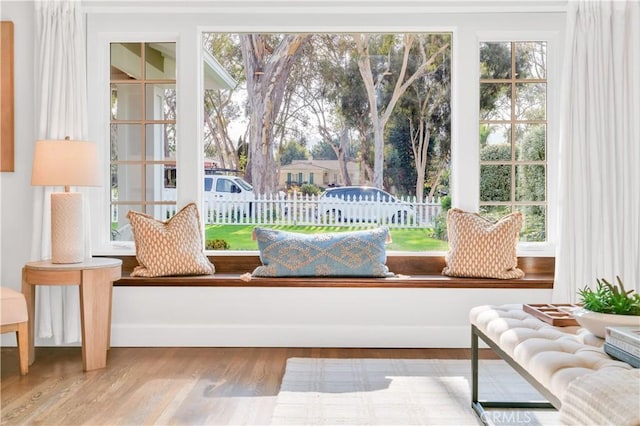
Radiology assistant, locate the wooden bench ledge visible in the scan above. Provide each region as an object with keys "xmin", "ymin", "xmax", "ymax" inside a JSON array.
[
  {"xmin": 101, "ymin": 255, "xmax": 554, "ymax": 289},
  {"xmin": 115, "ymin": 274, "xmax": 553, "ymax": 288}
]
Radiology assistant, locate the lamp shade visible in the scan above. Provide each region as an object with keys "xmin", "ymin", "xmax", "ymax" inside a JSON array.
[{"xmin": 31, "ymin": 139, "xmax": 101, "ymax": 187}]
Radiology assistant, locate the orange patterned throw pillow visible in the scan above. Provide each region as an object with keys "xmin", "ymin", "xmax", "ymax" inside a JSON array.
[
  {"xmin": 442, "ymin": 208, "xmax": 524, "ymax": 279},
  {"xmin": 127, "ymin": 203, "xmax": 215, "ymax": 277}
]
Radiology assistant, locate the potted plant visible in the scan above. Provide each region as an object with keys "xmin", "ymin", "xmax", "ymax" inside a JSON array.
[{"xmin": 574, "ymin": 276, "xmax": 640, "ymax": 338}]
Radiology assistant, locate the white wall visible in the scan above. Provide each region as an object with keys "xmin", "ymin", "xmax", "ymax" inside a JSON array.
[
  {"xmin": 1, "ymin": 1, "xmax": 566, "ymax": 348},
  {"xmin": 0, "ymin": 1, "xmax": 36, "ymax": 347}
]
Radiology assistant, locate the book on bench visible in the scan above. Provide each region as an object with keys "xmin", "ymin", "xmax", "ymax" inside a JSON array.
[
  {"xmin": 604, "ymin": 326, "xmax": 640, "ymax": 368},
  {"xmin": 604, "ymin": 343, "xmax": 640, "ymax": 368}
]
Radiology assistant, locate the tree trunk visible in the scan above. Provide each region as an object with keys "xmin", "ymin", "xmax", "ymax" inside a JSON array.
[
  {"xmin": 354, "ymin": 34, "xmax": 382, "ymax": 188},
  {"xmin": 337, "ymin": 128, "xmax": 352, "ymax": 186},
  {"xmin": 428, "ymin": 157, "xmax": 449, "ymax": 200},
  {"xmin": 356, "ymin": 117, "xmax": 370, "ymax": 185},
  {"xmin": 362, "ymin": 162, "xmax": 374, "ymax": 185},
  {"xmin": 240, "ymin": 34, "xmax": 310, "ymax": 195},
  {"xmin": 410, "ymin": 116, "xmax": 431, "ymax": 203}
]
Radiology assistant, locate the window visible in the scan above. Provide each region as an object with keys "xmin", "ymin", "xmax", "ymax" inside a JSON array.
[
  {"xmin": 87, "ymin": 8, "xmax": 562, "ymax": 255},
  {"xmin": 199, "ymin": 32, "xmax": 451, "ymax": 251},
  {"xmin": 479, "ymin": 41, "xmax": 547, "ymax": 242},
  {"xmin": 216, "ymin": 178, "xmax": 234, "ymax": 193},
  {"xmin": 110, "ymin": 42, "xmax": 177, "ymax": 240}
]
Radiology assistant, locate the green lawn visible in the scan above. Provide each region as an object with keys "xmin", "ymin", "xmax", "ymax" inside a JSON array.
[{"xmin": 205, "ymin": 224, "xmax": 448, "ymax": 251}]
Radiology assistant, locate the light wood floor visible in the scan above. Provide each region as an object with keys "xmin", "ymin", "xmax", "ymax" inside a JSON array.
[{"xmin": 1, "ymin": 347, "xmax": 497, "ymax": 425}]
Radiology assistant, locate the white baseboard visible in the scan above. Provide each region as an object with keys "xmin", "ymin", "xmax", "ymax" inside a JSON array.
[{"xmin": 109, "ymin": 324, "xmax": 474, "ymax": 348}]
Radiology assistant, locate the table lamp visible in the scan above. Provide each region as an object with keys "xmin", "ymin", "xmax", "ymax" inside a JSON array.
[{"xmin": 31, "ymin": 138, "xmax": 100, "ymax": 263}]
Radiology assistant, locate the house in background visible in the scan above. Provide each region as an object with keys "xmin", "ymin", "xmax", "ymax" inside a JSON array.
[{"xmin": 279, "ymin": 159, "xmax": 361, "ymax": 189}]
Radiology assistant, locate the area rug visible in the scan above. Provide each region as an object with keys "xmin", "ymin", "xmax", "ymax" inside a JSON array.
[{"xmin": 270, "ymin": 358, "xmax": 561, "ymax": 426}]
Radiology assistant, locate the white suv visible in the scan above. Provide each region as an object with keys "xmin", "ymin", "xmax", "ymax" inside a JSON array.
[
  {"xmin": 204, "ymin": 175, "xmax": 254, "ymax": 216},
  {"xmin": 317, "ymin": 186, "xmax": 414, "ymax": 224}
]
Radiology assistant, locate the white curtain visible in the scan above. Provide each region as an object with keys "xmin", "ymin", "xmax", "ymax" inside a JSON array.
[
  {"xmin": 31, "ymin": 0, "xmax": 89, "ymax": 343},
  {"xmin": 554, "ymin": 0, "xmax": 640, "ymax": 302}
]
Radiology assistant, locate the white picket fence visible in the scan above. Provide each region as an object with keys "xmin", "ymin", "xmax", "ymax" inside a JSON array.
[{"xmin": 112, "ymin": 192, "xmax": 442, "ymax": 229}]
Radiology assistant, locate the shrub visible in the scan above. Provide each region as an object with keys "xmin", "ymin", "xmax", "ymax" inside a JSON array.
[
  {"xmin": 480, "ymin": 143, "xmax": 511, "ymax": 161},
  {"xmin": 300, "ymin": 183, "xmax": 322, "ymax": 196},
  {"xmin": 429, "ymin": 195, "xmax": 452, "ymax": 241},
  {"xmin": 480, "ymin": 164, "xmax": 510, "ymax": 201},
  {"xmin": 431, "ymin": 214, "xmax": 448, "ymax": 241},
  {"xmin": 206, "ymin": 239, "xmax": 230, "ymax": 250},
  {"xmin": 440, "ymin": 195, "xmax": 451, "ymax": 211}
]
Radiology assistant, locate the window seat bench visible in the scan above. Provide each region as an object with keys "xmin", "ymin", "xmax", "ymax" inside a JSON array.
[
  {"xmin": 99, "ymin": 255, "xmax": 555, "ymax": 347},
  {"xmin": 105, "ymin": 255, "xmax": 554, "ymax": 289}
]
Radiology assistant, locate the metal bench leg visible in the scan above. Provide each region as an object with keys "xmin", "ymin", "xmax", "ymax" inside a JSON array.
[{"xmin": 471, "ymin": 325, "xmax": 555, "ymax": 425}]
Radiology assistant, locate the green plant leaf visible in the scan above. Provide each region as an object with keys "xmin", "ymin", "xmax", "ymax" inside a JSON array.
[{"xmin": 577, "ymin": 276, "xmax": 640, "ymax": 316}]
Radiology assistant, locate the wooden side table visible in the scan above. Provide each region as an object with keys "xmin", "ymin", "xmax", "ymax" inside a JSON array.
[{"xmin": 22, "ymin": 258, "xmax": 122, "ymax": 371}]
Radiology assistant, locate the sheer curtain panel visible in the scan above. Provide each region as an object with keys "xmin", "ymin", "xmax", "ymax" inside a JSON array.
[
  {"xmin": 554, "ymin": 0, "xmax": 640, "ymax": 302},
  {"xmin": 31, "ymin": 0, "xmax": 89, "ymax": 344}
]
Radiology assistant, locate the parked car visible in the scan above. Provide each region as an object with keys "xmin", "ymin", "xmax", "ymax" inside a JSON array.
[
  {"xmin": 317, "ymin": 186, "xmax": 414, "ymax": 224},
  {"xmin": 204, "ymin": 175, "xmax": 254, "ymax": 216}
]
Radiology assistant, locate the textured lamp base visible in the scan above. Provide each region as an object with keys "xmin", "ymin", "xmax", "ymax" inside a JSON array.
[{"xmin": 51, "ymin": 192, "xmax": 84, "ymax": 263}]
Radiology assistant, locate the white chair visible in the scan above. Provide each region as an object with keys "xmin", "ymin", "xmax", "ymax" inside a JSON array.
[{"xmin": 1, "ymin": 287, "xmax": 29, "ymax": 375}]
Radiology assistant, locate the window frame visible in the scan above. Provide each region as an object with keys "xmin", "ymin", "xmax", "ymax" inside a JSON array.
[
  {"xmin": 109, "ymin": 42, "xmax": 178, "ymax": 236},
  {"xmin": 477, "ymin": 40, "xmax": 549, "ymax": 242},
  {"xmin": 474, "ymin": 31, "xmax": 559, "ymax": 254},
  {"xmin": 86, "ymin": 9, "xmax": 563, "ymax": 258}
]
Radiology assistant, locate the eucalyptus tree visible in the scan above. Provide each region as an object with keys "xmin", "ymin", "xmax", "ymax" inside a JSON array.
[
  {"xmin": 353, "ymin": 33, "xmax": 450, "ymax": 189},
  {"xmin": 299, "ymin": 34, "xmax": 375, "ymax": 185},
  {"xmin": 202, "ymin": 34, "xmax": 244, "ymax": 170},
  {"xmin": 420, "ymin": 39, "xmax": 451, "ymax": 201},
  {"xmin": 338, "ymin": 45, "xmax": 375, "ymax": 185},
  {"xmin": 239, "ymin": 34, "xmax": 311, "ymax": 194},
  {"xmin": 396, "ymin": 35, "xmax": 451, "ymax": 201},
  {"xmin": 273, "ymin": 54, "xmax": 312, "ymax": 159},
  {"xmin": 296, "ymin": 34, "xmax": 360, "ymax": 186}
]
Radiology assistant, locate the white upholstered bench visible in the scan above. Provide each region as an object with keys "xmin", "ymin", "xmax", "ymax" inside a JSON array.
[{"xmin": 469, "ymin": 304, "xmax": 638, "ymax": 425}]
